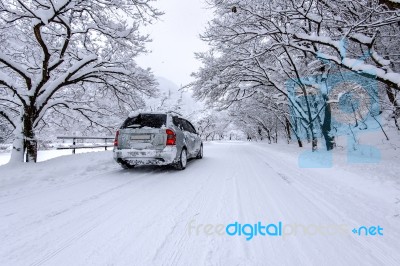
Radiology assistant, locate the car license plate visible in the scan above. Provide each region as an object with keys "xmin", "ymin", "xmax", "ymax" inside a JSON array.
[
  {"xmin": 130, "ymin": 134, "xmax": 151, "ymax": 140},
  {"xmin": 128, "ymin": 151, "xmax": 140, "ymax": 156},
  {"xmin": 127, "ymin": 151, "xmax": 156, "ymax": 157}
]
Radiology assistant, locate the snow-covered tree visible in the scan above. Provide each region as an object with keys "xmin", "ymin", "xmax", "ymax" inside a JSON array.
[
  {"xmin": 191, "ymin": 0, "xmax": 399, "ymax": 150},
  {"xmin": 202, "ymin": 0, "xmax": 400, "ymax": 89},
  {"xmin": 194, "ymin": 110, "xmax": 232, "ymax": 141},
  {"xmin": 0, "ymin": 0, "xmax": 161, "ymax": 162},
  {"xmin": 229, "ymin": 93, "xmax": 301, "ymax": 145},
  {"xmin": 191, "ymin": 29, "xmax": 331, "ymax": 150}
]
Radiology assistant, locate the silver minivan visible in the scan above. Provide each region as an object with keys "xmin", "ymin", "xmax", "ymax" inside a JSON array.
[{"xmin": 113, "ymin": 112, "xmax": 203, "ymax": 170}]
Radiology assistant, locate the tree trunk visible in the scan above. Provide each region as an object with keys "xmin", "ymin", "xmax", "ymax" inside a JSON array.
[
  {"xmin": 311, "ymin": 135, "xmax": 318, "ymax": 151},
  {"xmin": 297, "ymin": 138, "xmax": 303, "ymax": 148},
  {"xmin": 290, "ymin": 118, "xmax": 303, "ymax": 147},
  {"xmin": 309, "ymin": 119, "xmax": 318, "ymax": 151},
  {"xmin": 385, "ymin": 85, "xmax": 400, "ymax": 130},
  {"xmin": 310, "ymin": 126, "xmax": 318, "ymax": 151},
  {"xmin": 9, "ymin": 107, "xmax": 38, "ymax": 163},
  {"xmin": 23, "ymin": 110, "xmax": 38, "ymax": 163},
  {"xmin": 9, "ymin": 119, "xmax": 25, "ymax": 163},
  {"xmin": 322, "ymin": 101, "xmax": 335, "ymax": 150},
  {"xmin": 291, "ymin": 127, "xmax": 303, "ymax": 147},
  {"xmin": 266, "ymin": 129, "xmax": 271, "ymax": 144},
  {"xmin": 305, "ymin": 127, "xmax": 311, "ymax": 143},
  {"xmin": 285, "ymin": 117, "xmax": 291, "ymax": 144}
]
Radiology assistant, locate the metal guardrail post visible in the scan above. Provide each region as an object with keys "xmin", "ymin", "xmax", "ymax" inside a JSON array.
[
  {"xmin": 73, "ymin": 138, "xmax": 76, "ymax": 154},
  {"xmin": 56, "ymin": 136, "xmax": 115, "ymax": 153}
]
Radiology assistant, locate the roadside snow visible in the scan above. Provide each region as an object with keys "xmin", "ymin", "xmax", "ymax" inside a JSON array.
[{"xmin": 0, "ymin": 147, "xmax": 108, "ymax": 166}]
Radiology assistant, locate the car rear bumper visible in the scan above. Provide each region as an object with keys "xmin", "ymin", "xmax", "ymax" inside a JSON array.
[{"xmin": 113, "ymin": 146, "xmax": 178, "ymax": 165}]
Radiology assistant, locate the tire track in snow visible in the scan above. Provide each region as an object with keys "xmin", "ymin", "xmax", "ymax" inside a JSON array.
[
  {"xmin": 0, "ymin": 168, "xmax": 158, "ymax": 240},
  {"xmin": 0, "ymin": 167, "xmax": 119, "ymax": 205},
  {"xmin": 31, "ymin": 162, "xmax": 215, "ymax": 266},
  {"xmin": 151, "ymin": 165, "xmax": 215, "ymax": 265},
  {"xmin": 249, "ymin": 144, "xmax": 400, "ymax": 265},
  {"xmin": 233, "ymin": 144, "xmax": 313, "ymax": 265},
  {"xmin": 2, "ymin": 167, "xmax": 175, "ymax": 265}
]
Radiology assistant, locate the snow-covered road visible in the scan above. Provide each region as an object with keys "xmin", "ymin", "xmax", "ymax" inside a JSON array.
[{"xmin": 1, "ymin": 142, "xmax": 399, "ymax": 265}]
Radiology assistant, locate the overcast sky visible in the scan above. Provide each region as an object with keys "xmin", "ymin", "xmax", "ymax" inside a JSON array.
[{"xmin": 136, "ymin": 0, "xmax": 212, "ymax": 87}]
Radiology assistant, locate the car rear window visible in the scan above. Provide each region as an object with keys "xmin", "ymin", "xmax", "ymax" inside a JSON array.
[{"xmin": 121, "ymin": 114, "xmax": 167, "ymax": 129}]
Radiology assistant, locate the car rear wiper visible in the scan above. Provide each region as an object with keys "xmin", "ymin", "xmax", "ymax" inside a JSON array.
[{"xmin": 126, "ymin": 124, "xmax": 141, "ymax": 128}]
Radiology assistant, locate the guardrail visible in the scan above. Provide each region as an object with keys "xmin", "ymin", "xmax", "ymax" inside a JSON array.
[{"xmin": 57, "ymin": 136, "xmax": 115, "ymax": 154}]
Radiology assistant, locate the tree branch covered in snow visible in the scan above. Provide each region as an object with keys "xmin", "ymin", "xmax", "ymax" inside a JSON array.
[
  {"xmin": 191, "ymin": 0, "xmax": 399, "ymax": 150},
  {"xmin": 0, "ymin": 0, "xmax": 162, "ymax": 162}
]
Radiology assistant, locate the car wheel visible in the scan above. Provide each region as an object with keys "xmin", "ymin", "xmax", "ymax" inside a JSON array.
[
  {"xmin": 119, "ymin": 160, "xmax": 135, "ymax": 169},
  {"xmin": 175, "ymin": 148, "xmax": 187, "ymax": 170},
  {"xmin": 196, "ymin": 144, "xmax": 203, "ymax": 159}
]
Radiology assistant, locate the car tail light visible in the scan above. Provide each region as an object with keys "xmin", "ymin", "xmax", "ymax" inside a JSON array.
[
  {"xmin": 166, "ymin": 129, "xmax": 176, "ymax": 145},
  {"xmin": 114, "ymin": 130, "xmax": 119, "ymax": 146}
]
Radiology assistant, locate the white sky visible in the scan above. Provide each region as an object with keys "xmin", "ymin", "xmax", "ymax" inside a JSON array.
[{"xmin": 136, "ymin": 0, "xmax": 212, "ymax": 87}]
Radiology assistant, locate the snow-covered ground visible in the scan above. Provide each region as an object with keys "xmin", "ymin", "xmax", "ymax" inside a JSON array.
[
  {"xmin": 1, "ymin": 142, "xmax": 400, "ymax": 265},
  {"xmin": 0, "ymin": 147, "xmax": 109, "ymax": 166}
]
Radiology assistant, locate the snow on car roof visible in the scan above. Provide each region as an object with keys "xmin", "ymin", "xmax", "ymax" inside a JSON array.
[
  {"xmin": 128, "ymin": 111, "xmax": 185, "ymax": 119},
  {"xmin": 128, "ymin": 111, "xmax": 166, "ymax": 118}
]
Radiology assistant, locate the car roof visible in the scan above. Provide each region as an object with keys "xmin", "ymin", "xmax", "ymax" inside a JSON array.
[
  {"xmin": 128, "ymin": 111, "xmax": 190, "ymax": 121},
  {"xmin": 128, "ymin": 111, "xmax": 165, "ymax": 118}
]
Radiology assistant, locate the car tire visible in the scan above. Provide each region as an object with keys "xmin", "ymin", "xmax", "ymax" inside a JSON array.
[
  {"xmin": 119, "ymin": 160, "xmax": 135, "ymax": 169},
  {"xmin": 175, "ymin": 148, "xmax": 187, "ymax": 170},
  {"xmin": 196, "ymin": 144, "xmax": 203, "ymax": 159}
]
